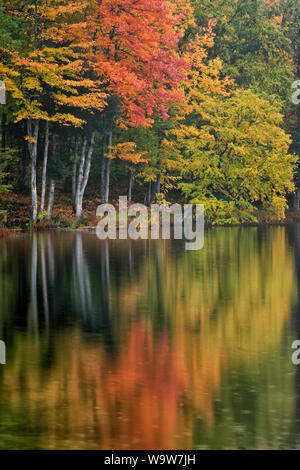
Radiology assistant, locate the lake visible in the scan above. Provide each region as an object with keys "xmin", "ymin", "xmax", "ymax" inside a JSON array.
[{"xmin": 0, "ymin": 226, "xmax": 300, "ymax": 450}]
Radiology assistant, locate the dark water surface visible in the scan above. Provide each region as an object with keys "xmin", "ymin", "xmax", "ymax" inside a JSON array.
[{"xmin": 1, "ymin": 226, "xmax": 300, "ymax": 449}]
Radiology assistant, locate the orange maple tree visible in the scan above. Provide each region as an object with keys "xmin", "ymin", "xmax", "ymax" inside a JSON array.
[{"xmin": 82, "ymin": 0, "xmax": 194, "ymax": 128}]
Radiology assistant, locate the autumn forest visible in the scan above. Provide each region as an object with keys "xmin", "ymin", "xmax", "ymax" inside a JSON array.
[
  {"xmin": 2, "ymin": 0, "xmax": 300, "ymax": 453},
  {"xmin": 0, "ymin": 0, "xmax": 300, "ymax": 228}
]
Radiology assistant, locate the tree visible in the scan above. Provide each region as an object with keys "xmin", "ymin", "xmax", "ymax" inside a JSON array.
[
  {"xmin": 82, "ymin": 0, "xmax": 193, "ymax": 203},
  {"xmin": 191, "ymin": 0, "xmax": 294, "ymax": 102},
  {"xmin": 162, "ymin": 25, "xmax": 297, "ymax": 223},
  {"xmin": 3, "ymin": 0, "xmax": 107, "ymax": 221},
  {"xmin": 86, "ymin": 0, "xmax": 193, "ymax": 127},
  {"xmin": 0, "ymin": 150, "xmax": 11, "ymax": 224},
  {"xmin": 168, "ymin": 89, "xmax": 297, "ymax": 223}
]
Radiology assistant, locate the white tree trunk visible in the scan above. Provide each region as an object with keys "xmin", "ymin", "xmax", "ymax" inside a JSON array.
[
  {"xmin": 81, "ymin": 132, "xmax": 96, "ymax": 198},
  {"xmin": 40, "ymin": 120, "xmax": 50, "ymax": 214},
  {"xmin": 46, "ymin": 135, "xmax": 57, "ymax": 220},
  {"xmin": 27, "ymin": 119, "xmax": 40, "ymax": 223},
  {"xmin": 100, "ymin": 135, "xmax": 107, "ymax": 201},
  {"xmin": 75, "ymin": 132, "xmax": 96, "ymax": 219},
  {"xmin": 72, "ymin": 138, "xmax": 79, "ymax": 211},
  {"xmin": 46, "ymin": 179, "xmax": 55, "ymax": 220},
  {"xmin": 104, "ymin": 128, "xmax": 112, "ymax": 203},
  {"xmin": 128, "ymin": 171, "xmax": 134, "ymax": 201},
  {"xmin": 75, "ymin": 137, "xmax": 87, "ymax": 217},
  {"xmin": 105, "ymin": 160, "xmax": 111, "ymax": 203}
]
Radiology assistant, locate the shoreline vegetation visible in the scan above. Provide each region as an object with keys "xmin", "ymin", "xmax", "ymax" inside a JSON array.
[
  {"xmin": 1, "ymin": 189, "xmax": 300, "ymax": 240},
  {"xmin": 1, "ymin": 1, "xmax": 300, "ymax": 230},
  {"xmin": 2, "ymin": 215, "xmax": 300, "ymax": 240}
]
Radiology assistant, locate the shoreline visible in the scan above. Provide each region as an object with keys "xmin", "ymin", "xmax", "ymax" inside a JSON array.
[{"xmin": 2, "ymin": 214, "xmax": 300, "ymax": 239}]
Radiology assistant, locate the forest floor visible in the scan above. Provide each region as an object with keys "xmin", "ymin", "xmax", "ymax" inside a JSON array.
[{"xmin": 0, "ymin": 190, "xmax": 102, "ymax": 230}]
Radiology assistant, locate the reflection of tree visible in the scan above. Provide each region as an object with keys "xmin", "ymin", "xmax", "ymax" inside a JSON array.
[
  {"xmin": 115, "ymin": 228, "xmax": 296, "ymax": 440},
  {"xmin": 28, "ymin": 234, "xmax": 38, "ymax": 335},
  {"xmin": 40, "ymin": 235, "xmax": 49, "ymax": 331},
  {"xmin": 291, "ymin": 224, "xmax": 300, "ymax": 448},
  {"xmin": 0, "ymin": 227, "xmax": 297, "ymax": 449},
  {"xmin": 1, "ymin": 325, "xmax": 188, "ymax": 450},
  {"xmin": 73, "ymin": 233, "xmax": 94, "ymax": 322},
  {"xmin": 0, "ymin": 240, "xmax": 19, "ymax": 337}
]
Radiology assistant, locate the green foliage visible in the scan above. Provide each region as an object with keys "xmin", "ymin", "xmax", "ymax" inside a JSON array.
[
  {"xmin": 0, "ymin": 0, "xmax": 29, "ymax": 50},
  {"xmin": 191, "ymin": 0, "xmax": 294, "ymax": 103}
]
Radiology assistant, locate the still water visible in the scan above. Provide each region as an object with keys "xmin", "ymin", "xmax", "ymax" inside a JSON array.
[{"xmin": 0, "ymin": 226, "xmax": 300, "ymax": 449}]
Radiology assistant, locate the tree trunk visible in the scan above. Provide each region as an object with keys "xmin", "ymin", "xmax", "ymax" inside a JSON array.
[
  {"xmin": 105, "ymin": 128, "xmax": 112, "ymax": 203},
  {"xmin": 105, "ymin": 160, "xmax": 111, "ymax": 203},
  {"xmin": 46, "ymin": 179, "xmax": 55, "ymax": 220},
  {"xmin": 75, "ymin": 132, "xmax": 96, "ymax": 219},
  {"xmin": 80, "ymin": 132, "xmax": 96, "ymax": 198},
  {"xmin": 1, "ymin": 113, "xmax": 6, "ymax": 151},
  {"xmin": 154, "ymin": 174, "xmax": 161, "ymax": 201},
  {"xmin": 147, "ymin": 181, "xmax": 152, "ymax": 206},
  {"xmin": 72, "ymin": 138, "xmax": 79, "ymax": 211},
  {"xmin": 128, "ymin": 171, "xmax": 134, "ymax": 202},
  {"xmin": 39, "ymin": 121, "xmax": 50, "ymax": 214},
  {"xmin": 27, "ymin": 119, "xmax": 40, "ymax": 223},
  {"xmin": 100, "ymin": 135, "xmax": 107, "ymax": 201},
  {"xmin": 46, "ymin": 134, "xmax": 57, "ymax": 220},
  {"xmin": 294, "ymin": 188, "xmax": 300, "ymax": 211},
  {"xmin": 75, "ymin": 137, "xmax": 87, "ymax": 217}
]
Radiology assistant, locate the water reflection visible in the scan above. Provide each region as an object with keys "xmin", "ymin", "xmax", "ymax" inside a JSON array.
[{"xmin": 0, "ymin": 227, "xmax": 298, "ymax": 449}]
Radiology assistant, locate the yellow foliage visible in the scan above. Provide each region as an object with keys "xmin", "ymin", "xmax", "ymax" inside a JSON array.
[{"xmin": 106, "ymin": 142, "xmax": 148, "ymax": 164}]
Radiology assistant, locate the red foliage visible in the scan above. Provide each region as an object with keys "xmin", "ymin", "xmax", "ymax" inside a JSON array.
[{"xmin": 84, "ymin": 0, "xmax": 193, "ymax": 127}]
